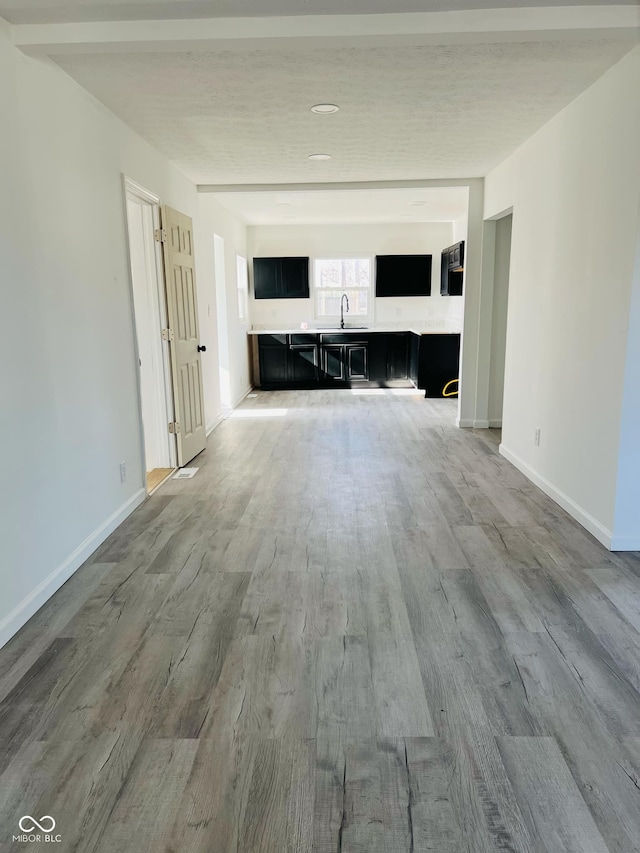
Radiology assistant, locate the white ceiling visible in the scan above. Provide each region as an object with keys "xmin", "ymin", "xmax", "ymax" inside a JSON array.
[
  {"xmin": 51, "ymin": 38, "xmax": 635, "ymax": 185},
  {"xmin": 2, "ymin": 0, "xmax": 637, "ymax": 25},
  {"xmin": 210, "ymin": 186, "xmax": 469, "ymax": 225}
]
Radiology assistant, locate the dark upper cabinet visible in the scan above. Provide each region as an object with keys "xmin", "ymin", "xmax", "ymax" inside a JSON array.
[
  {"xmin": 253, "ymin": 257, "xmax": 309, "ymax": 299},
  {"xmin": 253, "ymin": 258, "xmax": 280, "ymax": 299},
  {"xmin": 375, "ymin": 255, "xmax": 432, "ymax": 297},
  {"xmin": 281, "ymin": 257, "xmax": 309, "ymax": 298},
  {"xmin": 440, "ymin": 241, "xmax": 465, "ymax": 296}
]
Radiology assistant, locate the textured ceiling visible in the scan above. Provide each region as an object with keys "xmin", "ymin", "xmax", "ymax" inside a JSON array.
[
  {"xmin": 3, "ymin": 0, "xmax": 638, "ymax": 25},
  {"xmin": 211, "ymin": 187, "xmax": 469, "ymax": 225},
  {"xmin": 52, "ymin": 39, "xmax": 634, "ymax": 184}
]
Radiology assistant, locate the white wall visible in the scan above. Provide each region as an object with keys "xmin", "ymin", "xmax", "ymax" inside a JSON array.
[
  {"xmin": 484, "ymin": 46, "xmax": 640, "ymax": 548},
  {"xmin": 0, "ymin": 24, "xmax": 245, "ymax": 647},
  {"xmin": 247, "ymin": 223, "xmax": 464, "ymax": 331},
  {"xmin": 613, "ymin": 202, "xmax": 640, "ymax": 549},
  {"xmin": 199, "ymin": 196, "xmax": 251, "ymax": 411}
]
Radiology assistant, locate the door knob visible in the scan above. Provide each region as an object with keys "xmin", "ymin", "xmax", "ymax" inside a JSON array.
[{"xmin": 197, "ymin": 345, "xmax": 207, "ymax": 352}]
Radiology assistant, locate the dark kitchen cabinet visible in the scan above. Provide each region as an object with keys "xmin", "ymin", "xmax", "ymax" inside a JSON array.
[
  {"xmin": 386, "ymin": 333, "xmax": 409, "ymax": 380},
  {"xmin": 253, "ymin": 257, "xmax": 309, "ymax": 299},
  {"xmin": 346, "ymin": 344, "xmax": 368, "ymax": 380},
  {"xmin": 319, "ymin": 334, "xmax": 369, "ymax": 382},
  {"xmin": 321, "ymin": 345, "xmax": 345, "ymax": 381},
  {"xmin": 289, "ymin": 344, "xmax": 318, "ymax": 383},
  {"xmin": 375, "ymin": 255, "xmax": 432, "ymax": 296},
  {"xmin": 440, "ymin": 241, "xmax": 465, "ymax": 296},
  {"xmin": 409, "ymin": 333, "xmax": 420, "ymax": 386},
  {"xmin": 256, "ymin": 331, "xmax": 459, "ymax": 390},
  {"xmin": 418, "ymin": 334, "xmax": 460, "ymax": 397},
  {"xmin": 258, "ymin": 338, "xmax": 288, "ymax": 384},
  {"xmin": 367, "ymin": 333, "xmax": 409, "ymax": 383}
]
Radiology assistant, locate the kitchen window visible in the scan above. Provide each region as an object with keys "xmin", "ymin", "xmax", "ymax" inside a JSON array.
[{"xmin": 313, "ymin": 257, "xmax": 372, "ymax": 323}]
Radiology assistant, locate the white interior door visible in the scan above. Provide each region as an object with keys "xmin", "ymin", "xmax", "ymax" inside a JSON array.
[
  {"xmin": 160, "ymin": 205, "xmax": 207, "ymax": 466},
  {"xmin": 126, "ymin": 194, "xmax": 175, "ymax": 474}
]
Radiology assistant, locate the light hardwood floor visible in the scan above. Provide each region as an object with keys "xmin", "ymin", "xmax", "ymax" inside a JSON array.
[{"xmin": 1, "ymin": 389, "xmax": 640, "ymax": 852}]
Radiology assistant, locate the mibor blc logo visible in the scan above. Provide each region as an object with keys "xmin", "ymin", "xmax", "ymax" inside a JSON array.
[{"xmin": 13, "ymin": 815, "xmax": 62, "ymax": 843}]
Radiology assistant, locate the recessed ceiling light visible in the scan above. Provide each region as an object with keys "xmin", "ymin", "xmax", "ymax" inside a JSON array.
[
  {"xmin": 311, "ymin": 104, "xmax": 340, "ymax": 114},
  {"xmin": 308, "ymin": 153, "xmax": 332, "ymax": 161},
  {"xmin": 410, "ymin": 201, "xmax": 426, "ymax": 207},
  {"xmin": 277, "ymin": 202, "xmax": 292, "ymax": 206}
]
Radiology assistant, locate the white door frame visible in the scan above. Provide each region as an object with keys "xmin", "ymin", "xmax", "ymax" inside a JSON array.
[{"xmin": 122, "ymin": 176, "xmax": 177, "ymax": 493}]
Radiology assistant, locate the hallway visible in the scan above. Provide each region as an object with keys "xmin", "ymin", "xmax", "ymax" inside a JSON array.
[{"xmin": 1, "ymin": 390, "xmax": 640, "ymax": 852}]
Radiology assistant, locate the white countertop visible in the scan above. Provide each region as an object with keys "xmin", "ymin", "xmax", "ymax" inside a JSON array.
[{"xmin": 247, "ymin": 327, "xmax": 460, "ymax": 336}]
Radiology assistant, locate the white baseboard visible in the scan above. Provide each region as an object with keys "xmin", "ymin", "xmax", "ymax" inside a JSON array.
[
  {"xmin": 232, "ymin": 385, "xmax": 254, "ymax": 409},
  {"xmin": 221, "ymin": 385, "xmax": 255, "ymax": 419},
  {"xmin": 0, "ymin": 488, "xmax": 146, "ymax": 650},
  {"xmin": 499, "ymin": 444, "xmax": 613, "ymax": 550},
  {"xmin": 206, "ymin": 413, "xmax": 224, "ymax": 436},
  {"xmin": 489, "ymin": 419, "xmax": 503, "ymax": 428},
  {"xmin": 457, "ymin": 418, "xmax": 492, "ymax": 429},
  {"xmin": 609, "ymin": 534, "xmax": 640, "ymax": 551}
]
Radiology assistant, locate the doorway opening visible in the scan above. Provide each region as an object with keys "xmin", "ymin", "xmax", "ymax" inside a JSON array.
[{"xmin": 124, "ymin": 178, "xmax": 177, "ymax": 493}]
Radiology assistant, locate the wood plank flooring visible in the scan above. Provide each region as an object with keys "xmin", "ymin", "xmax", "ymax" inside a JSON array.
[{"xmin": 1, "ymin": 389, "xmax": 640, "ymax": 852}]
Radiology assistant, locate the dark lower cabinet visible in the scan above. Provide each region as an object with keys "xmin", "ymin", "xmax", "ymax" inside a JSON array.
[
  {"xmin": 322, "ymin": 345, "xmax": 345, "ymax": 381},
  {"xmin": 386, "ymin": 333, "xmax": 409, "ymax": 380},
  {"xmin": 320, "ymin": 339, "xmax": 368, "ymax": 382},
  {"xmin": 418, "ymin": 334, "xmax": 461, "ymax": 397},
  {"xmin": 258, "ymin": 336, "xmax": 288, "ymax": 385},
  {"xmin": 289, "ymin": 344, "xmax": 318, "ymax": 382},
  {"xmin": 257, "ymin": 331, "xmax": 459, "ymax": 394},
  {"xmin": 346, "ymin": 344, "xmax": 368, "ymax": 380}
]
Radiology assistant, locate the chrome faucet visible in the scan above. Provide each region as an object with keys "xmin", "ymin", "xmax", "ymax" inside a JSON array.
[{"xmin": 340, "ymin": 293, "xmax": 350, "ymax": 329}]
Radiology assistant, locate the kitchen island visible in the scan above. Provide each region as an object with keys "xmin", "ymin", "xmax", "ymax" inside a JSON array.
[{"xmin": 248, "ymin": 328, "xmax": 460, "ymax": 396}]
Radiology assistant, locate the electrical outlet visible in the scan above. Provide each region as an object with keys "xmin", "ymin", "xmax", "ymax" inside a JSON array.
[
  {"xmin": 120, "ymin": 461, "xmax": 127, "ymax": 483},
  {"xmin": 534, "ymin": 428, "xmax": 541, "ymax": 447}
]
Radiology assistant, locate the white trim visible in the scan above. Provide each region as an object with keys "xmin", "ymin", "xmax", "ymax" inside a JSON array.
[
  {"xmin": 123, "ymin": 177, "xmax": 160, "ymax": 206},
  {"xmin": 233, "ymin": 384, "xmax": 254, "ymax": 408},
  {"xmin": 609, "ymin": 534, "xmax": 640, "ymax": 552},
  {"xmin": 499, "ymin": 444, "xmax": 613, "ymax": 550},
  {"xmin": 221, "ymin": 384, "xmax": 255, "ymax": 418},
  {"xmin": 456, "ymin": 418, "xmax": 491, "ymax": 429},
  {"xmin": 122, "ymin": 176, "xmax": 177, "ymax": 483},
  {"xmin": 0, "ymin": 489, "xmax": 146, "ymax": 650},
  {"xmin": 489, "ymin": 419, "xmax": 502, "ymax": 428},
  {"xmin": 16, "ymin": 8, "xmax": 639, "ymax": 56},
  {"xmin": 206, "ymin": 413, "xmax": 225, "ymax": 436}
]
